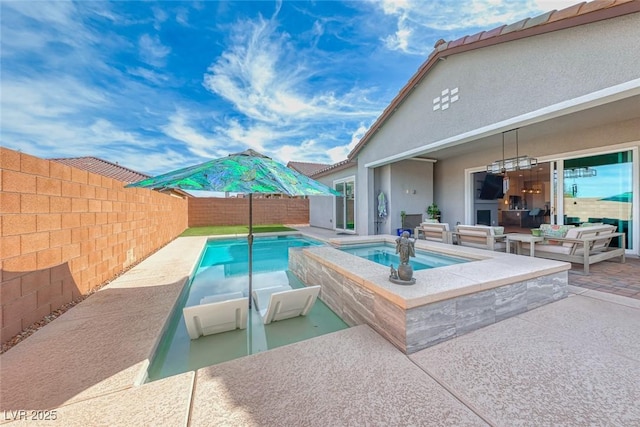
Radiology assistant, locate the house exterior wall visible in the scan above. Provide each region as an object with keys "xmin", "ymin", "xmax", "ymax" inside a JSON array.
[
  {"xmin": 309, "ymin": 196, "xmax": 334, "ymax": 229},
  {"xmin": 386, "ymin": 160, "xmax": 433, "ymax": 232},
  {"xmin": 0, "ymin": 148, "xmax": 188, "ymax": 344},
  {"xmin": 356, "ymin": 13, "xmax": 640, "ymax": 164},
  {"xmin": 309, "ymin": 165, "xmax": 357, "ymax": 230},
  {"xmin": 353, "ymin": 12, "xmax": 640, "ymax": 238}
]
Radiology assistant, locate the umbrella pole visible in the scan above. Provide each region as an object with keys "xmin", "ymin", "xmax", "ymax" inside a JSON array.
[{"xmin": 248, "ymin": 193, "xmax": 253, "ymax": 309}]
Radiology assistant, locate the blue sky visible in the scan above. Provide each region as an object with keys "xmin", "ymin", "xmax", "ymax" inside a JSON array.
[
  {"xmin": 564, "ymin": 164, "xmax": 633, "ymax": 198},
  {"xmin": 1, "ymin": 0, "xmax": 574, "ymax": 176}
]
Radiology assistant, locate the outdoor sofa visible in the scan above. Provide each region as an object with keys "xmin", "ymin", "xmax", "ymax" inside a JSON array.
[
  {"xmin": 523, "ymin": 224, "xmax": 625, "ymax": 274},
  {"xmin": 454, "ymin": 225, "xmax": 507, "ymax": 251},
  {"xmin": 414, "ymin": 222, "xmax": 452, "ymax": 243}
]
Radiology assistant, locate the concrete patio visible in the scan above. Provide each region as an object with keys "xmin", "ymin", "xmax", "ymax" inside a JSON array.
[{"xmin": 1, "ymin": 230, "xmax": 639, "ymax": 426}]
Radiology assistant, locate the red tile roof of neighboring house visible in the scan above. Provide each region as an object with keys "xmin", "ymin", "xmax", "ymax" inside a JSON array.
[
  {"xmin": 50, "ymin": 156, "xmax": 150, "ymax": 183},
  {"xmin": 348, "ymin": 0, "xmax": 640, "ymax": 160},
  {"xmin": 287, "ymin": 161, "xmax": 333, "ymax": 177},
  {"xmin": 309, "ymin": 159, "xmax": 356, "ymax": 178}
]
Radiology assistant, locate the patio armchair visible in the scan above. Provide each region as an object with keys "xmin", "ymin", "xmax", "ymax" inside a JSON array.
[
  {"xmin": 454, "ymin": 225, "xmax": 507, "ymax": 251},
  {"xmin": 414, "ymin": 222, "xmax": 452, "ymax": 243}
]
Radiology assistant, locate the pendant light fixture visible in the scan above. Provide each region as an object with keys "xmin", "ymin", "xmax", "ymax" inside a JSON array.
[{"xmin": 486, "ymin": 129, "xmax": 537, "ymax": 174}]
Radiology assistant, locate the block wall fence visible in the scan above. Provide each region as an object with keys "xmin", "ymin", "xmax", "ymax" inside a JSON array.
[
  {"xmin": 1, "ymin": 148, "xmax": 313, "ymax": 345},
  {"xmin": 188, "ymin": 197, "xmax": 309, "ymax": 227},
  {"xmin": 0, "ymin": 148, "xmax": 188, "ymax": 344}
]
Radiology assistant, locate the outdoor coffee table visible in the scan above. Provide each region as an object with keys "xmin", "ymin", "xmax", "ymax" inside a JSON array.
[{"xmin": 506, "ymin": 233, "xmax": 545, "ymax": 256}]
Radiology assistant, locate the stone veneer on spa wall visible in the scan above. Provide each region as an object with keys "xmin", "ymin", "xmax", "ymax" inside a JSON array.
[{"xmin": 289, "ymin": 236, "xmax": 570, "ymax": 354}]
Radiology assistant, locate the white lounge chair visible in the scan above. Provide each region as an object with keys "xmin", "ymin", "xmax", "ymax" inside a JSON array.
[
  {"xmin": 200, "ymin": 291, "xmax": 244, "ymax": 305},
  {"xmin": 183, "ymin": 295, "xmax": 248, "ymax": 339},
  {"xmin": 252, "ymin": 285, "xmax": 321, "ymax": 325}
]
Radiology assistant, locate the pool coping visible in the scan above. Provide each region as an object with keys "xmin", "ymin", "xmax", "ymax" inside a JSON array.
[
  {"xmin": 1, "ymin": 230, "xmax": 638, "ymax": 425},
  {"xmin": 291, "ymin": 235, "xmax": 571, "ymax": 353},
  {"xmin": 319, "ymin": 234, "xmax": 570, "ymax": 310}
]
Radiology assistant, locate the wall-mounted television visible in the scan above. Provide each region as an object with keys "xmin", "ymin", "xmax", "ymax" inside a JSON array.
[{"xmin": 479, "ymin": 173, "xmax": 504, "ymax": 200}]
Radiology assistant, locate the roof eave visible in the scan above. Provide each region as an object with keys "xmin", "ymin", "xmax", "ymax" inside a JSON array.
[{"xmin": 347, "ymin": 1, "xmax": 640, "ymax": 161}]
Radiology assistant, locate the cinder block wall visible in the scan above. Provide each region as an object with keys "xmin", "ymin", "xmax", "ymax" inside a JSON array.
[
  {"xmin": 0, "ymin": 148, "xmax": 188, "ymax": 343},
  {"xmin": 188, "ymin": 197, "xmax": 309, "ymax": 227},
  {"xmin": 563, "ymin": 198, "xmax": 632, "ymax": 221}
]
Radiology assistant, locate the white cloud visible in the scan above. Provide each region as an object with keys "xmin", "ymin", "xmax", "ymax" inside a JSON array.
[
  {"xmin": 139, "ymin": 34, "xmax": 171, "ymax": 67},
  {"xmin": 0, "ymin": 1, "xmax": 101, "ymax": 60},
  {"xmin": 126, "ymin": 67, "xmax": 171, "ymax": 85},
  {"xmin": 197, "ymin": 10, "xmax": 388, "ymax": 166},
  {"xmin": 533, "ymin": 1, "xmax": 578, "ymax": 12},
  {"xmin": 377, "ymin": 0, "xmax": 552, "ymax": 55},
  {"xmin": 175, "ymin": 8, "xmax": 190, "ymax": 26},
  {"xmin": 203, "ymin": 14, "xmax": 378, "ymax": 124},
  {"xmin": 152, "ymin": 6, "xmax": 169, "ymax": 31},
  {"xmin": 326, "ymin": 123, "xmax": 369, "ymax": 163},
  {"xmin": 0, "ymin": 72, "xmax": 175, "ymax": 174},
  {"xmin": 3, "ymin": 76, "xmax": 107, "ymax": 119},
  {"xmin": 161, "ymin": 110, "xmax": 226, "ymax": 158}
]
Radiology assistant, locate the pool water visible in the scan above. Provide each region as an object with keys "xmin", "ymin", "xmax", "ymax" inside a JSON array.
[
  {"xmin": 340, "ymin": 243, "xmax": 470, "ymax": 270},
  {"xmin": 147, "ymin": 235, "xmax": 349, "ymax": 382}
]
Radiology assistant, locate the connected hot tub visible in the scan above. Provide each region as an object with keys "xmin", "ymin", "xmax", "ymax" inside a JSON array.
[{"xmin": 289, "ymin": 235, "xmax": 570, "ymax": 354}]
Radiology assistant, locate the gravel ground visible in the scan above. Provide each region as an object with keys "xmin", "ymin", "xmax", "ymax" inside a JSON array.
[
  {"xmin": 1, "ymin": 241, "xmax": 172, "ymax": 354},
  {"xmin": 0, "ymin": 286, "xmax": 103, "ymax": 354}
]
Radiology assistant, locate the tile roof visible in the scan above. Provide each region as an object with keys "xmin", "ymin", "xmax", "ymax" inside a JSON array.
[
  {"xmin": 50, "ymin": 156, "xmax": 150, "ymax": 183},
  {"xmin": 348, "ymin": 0, "xmax": 640, "ymax": 160},
  {"xmin": 287, "ymin": 161, "xmax": 333, "ymax": 177},
  {"xmin": 309, "ymin": 159, "xmax": 356, "ymax": 178}
]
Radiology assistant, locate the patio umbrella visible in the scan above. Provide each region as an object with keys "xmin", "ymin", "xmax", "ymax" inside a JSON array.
[{"xmin": 126, "ymin": 149, "xmax": 340, "ymax": 308}]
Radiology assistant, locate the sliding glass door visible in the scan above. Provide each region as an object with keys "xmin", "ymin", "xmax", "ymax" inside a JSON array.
[
  {"xmin": 334, "ymin": 177, "xmax": 355, "ymax": 233},
  {"xmin": 561, "ymin": 151, "xmax": 633, "ymax": 249}
]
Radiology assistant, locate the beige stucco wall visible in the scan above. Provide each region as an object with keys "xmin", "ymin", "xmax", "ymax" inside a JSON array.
[
  {"xmin": 353, "ymin": 12, "xmax": 640, "ymax": 239},
  {"xmin": 356, "ymin": 13, "xmax": 640, "ymax": 164},
  {"xmin": 309, "ymin": 165, "xmax": 357, "ymax": 230}
]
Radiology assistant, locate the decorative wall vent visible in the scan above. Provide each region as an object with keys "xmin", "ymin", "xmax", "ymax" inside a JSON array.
[{"xmin": 433, "ymin": 87, "xmax": 459, "ymax": 111}]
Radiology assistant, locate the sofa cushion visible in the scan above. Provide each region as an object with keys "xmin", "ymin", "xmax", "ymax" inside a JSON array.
[
  {"xmin": 535, "ymin": 244, "xmax": 571, "ymax": 255},
  {"xmin": 540, "ymin": 224, "xmax": 574, "ymax": 239}
]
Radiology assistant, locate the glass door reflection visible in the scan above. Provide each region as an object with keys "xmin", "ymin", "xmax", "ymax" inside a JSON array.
[{"xmin": 562, "ymin": 151, "xmax": 633, "ymax": 249}]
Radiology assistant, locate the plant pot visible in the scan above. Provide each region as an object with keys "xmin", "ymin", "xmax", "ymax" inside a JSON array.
[{"xmin": 396, "ymin": 228, "xmax": 412, "ymax": 236}]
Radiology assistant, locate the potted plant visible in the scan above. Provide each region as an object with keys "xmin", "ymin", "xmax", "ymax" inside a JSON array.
[{"xmin": 426, "ymin": 203, "xmax": 441, "ymax": 221}]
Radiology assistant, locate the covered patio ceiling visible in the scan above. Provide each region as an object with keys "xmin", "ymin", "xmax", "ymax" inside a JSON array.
[{"xmin": 415, "ymin": 93, "xmax": 640, "ymax": 162}]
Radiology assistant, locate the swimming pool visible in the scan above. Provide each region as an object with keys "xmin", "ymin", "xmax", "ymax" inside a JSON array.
[
  {"xmin": 339, "ymin": 243, "xmax": 470, "ymax": 270},
  {"xmin": 147, "ymin": 235, "xmax": 349, "ymax": 381}
]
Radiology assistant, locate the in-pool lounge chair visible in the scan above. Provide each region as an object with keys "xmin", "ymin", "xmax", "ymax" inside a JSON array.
[
  {"xmin": 183, "ymin": 292, "xmax": 248, "ymax": 339},
  {"xmin": 252, "ymin": 285, "xmax": 321, "ymax": 325}
]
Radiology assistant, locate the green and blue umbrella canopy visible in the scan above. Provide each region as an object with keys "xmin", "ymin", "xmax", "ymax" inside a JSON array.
[
  {"xmin": 126, "ymin": 149, "xmax": 340, "ymax": 308},
  {"xmin": 128, "ymin": 149, "xmax": 340, "ymax": 196}
]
